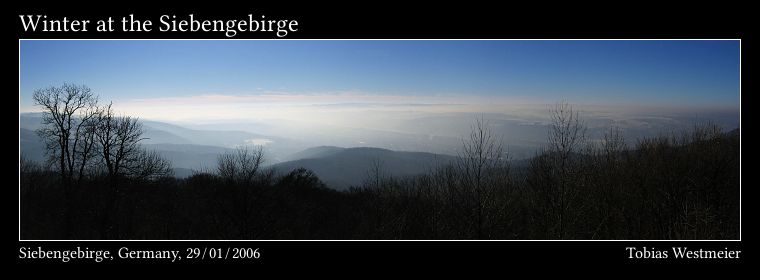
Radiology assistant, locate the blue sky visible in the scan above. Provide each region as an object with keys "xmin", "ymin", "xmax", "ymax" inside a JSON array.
[{"xmin": 19, "ymin": 40, "xmax": 740, "ymax": 119}]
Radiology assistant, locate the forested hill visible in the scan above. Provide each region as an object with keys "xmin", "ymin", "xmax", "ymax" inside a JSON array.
[{"xmin": 272, "ymin": 146, "xmax": 458, "ymax": 189}]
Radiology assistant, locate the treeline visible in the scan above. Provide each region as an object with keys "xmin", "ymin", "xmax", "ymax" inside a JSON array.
[
  {"xmin": 20, "ymin": 84, "xmax": 739, "ymax": 239},
  {"xmin": 350, "ymin": 123, "xmax": 739, "ymax": 240},
  {"xmin": 345, "ymin": 105, "xmax": 739, "ymax": 239}
]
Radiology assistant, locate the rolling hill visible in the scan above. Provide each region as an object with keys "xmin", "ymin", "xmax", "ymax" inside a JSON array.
[
  {"xmin": 272, "ymin": 146, "xmax": 458, "ymax": 189},
  {"xmin": 19, "ymin": 113, "xmax": 305, "ymax": 168}
]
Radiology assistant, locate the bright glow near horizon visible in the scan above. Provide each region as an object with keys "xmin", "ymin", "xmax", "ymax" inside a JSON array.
[{"xmin": 19, "ymin": 40, "xmax": 739, "ymax": 130}]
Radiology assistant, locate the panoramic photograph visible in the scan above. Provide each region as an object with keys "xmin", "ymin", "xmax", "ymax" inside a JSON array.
[{"xmin": 19, "ymin": 40, "xmax": 740, "ymax": 240}]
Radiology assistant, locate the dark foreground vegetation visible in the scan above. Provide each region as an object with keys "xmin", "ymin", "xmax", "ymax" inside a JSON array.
[{"xmin": 20, "ymin": 84, "xmax": 739, "ymax": 239}]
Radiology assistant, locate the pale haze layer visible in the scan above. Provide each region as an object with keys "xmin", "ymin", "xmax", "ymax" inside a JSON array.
[{"xmin": 19, "ymin": 40, "xmax": 740, "ymax": 161}]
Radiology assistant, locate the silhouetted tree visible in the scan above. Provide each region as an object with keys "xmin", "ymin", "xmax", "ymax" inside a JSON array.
[
  {"xmin": 217, "ymin": 146, "xmax": 264, "ymax": 185},
  {"xmin": 527, "ymin": 102, "xmax": 588, "ymax": 238},
  {"xmin": 95, "ymin": 103, "xmax": 139, "ymax": 180},
  {"xmin": 364, "ymin": 158, "xmax": 387, "ymax": 189},
  {"xmin": 93, "ymin": 103, "xmax": 171, "ymax": 181},
  {"xmin": 278, "ymin": 167, "xmax": 326, "ymax": 189},
  {"xmin": 33, "ymin": 83, "xmax": 99, "ymax": 237},
  {"xmin": 33, "ymin": 83, "xmax": 99, "ymax": 189},
  {"xmin": 130, "ymin": 149, "xmax": 173, "ymax": 180},
  {"xmin": 457, "ymin": 117, "xmax": 511, "ymax": 238}
]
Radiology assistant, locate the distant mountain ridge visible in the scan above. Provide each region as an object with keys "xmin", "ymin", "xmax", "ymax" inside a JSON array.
[
  {"xmin": 272, "ymin": 146, "xmax": 458, "ymax": 189},
  {"xmin": 19, "ymin": 113, "xmax": 304, "ymax": 167},
  {"xmin": 282, "ymin": 146, "xmax": 347, "ymax": 161},
  {"xmin": 17, "ymin": 113, "xmax": 562, "ymax": 189}
]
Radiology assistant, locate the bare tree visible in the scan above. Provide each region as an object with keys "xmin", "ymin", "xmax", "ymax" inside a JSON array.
[
  {"xmin": 218, "ymin": 146, "xmax": 265, "ymax": 185},
  {"xmin": 94, "ymin": 103, "xmax": 146, "ymax": 181},
  {"xmin": 602, "ymin": 126, "xmax": 626, "ymax": 159},
  {"xmin": 33, "ymin": 83, "xmax": 99, "ymax": 238},
  {"xmin": 19, "ymin": 154, "xmax": 41, "ymax": 176},
  {"xmin": 456, "ymin": 117, "xmax": 510, "ymax": 238},
  {"xmin": 549, "ymin": 102, "xmax": 586, "ymax": 160},
  {"xmin": 33, "ymin": 83, "xmax": 99, "ymax": 189},
  {"xmin": 89, "ymin": 100, "xmax": 173, "ymax": 239},
  {"xmin": 364, "ymin": 158, "xmax": 386, "ymax": 189},
  {"xmin": 128, "ymin": 149, "xmax": 173, "ymax": 180},
  {"xmin": 214, "ymin": 146, "xmax": 267, "ymax": 239},
  {"xmin": 546, "ymin": 101, "xmax": 587, "ymax": 238}
]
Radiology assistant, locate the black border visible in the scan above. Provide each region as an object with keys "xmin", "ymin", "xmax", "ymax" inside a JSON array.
[
  {"xmin": 14, "ymin": 5, "xmax": 748, "ymax": 39},
  {"xmin": 15, "ymin": 5, "xmax": 747, "ymax": 265}
]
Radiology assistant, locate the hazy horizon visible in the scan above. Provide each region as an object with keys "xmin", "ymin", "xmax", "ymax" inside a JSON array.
[
  {"xmin": 20, "ymin": 41, "xmax": 739, "ymax": 112},
  {"xmin": 20, "ymin": 40, "xmax": 740, "ymax": 155},
  {"xmin": 18, "ymin": 40, "xmax": 739, "ymax": 167}
]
